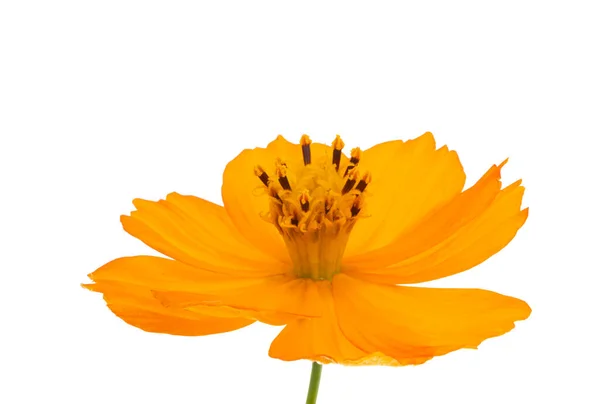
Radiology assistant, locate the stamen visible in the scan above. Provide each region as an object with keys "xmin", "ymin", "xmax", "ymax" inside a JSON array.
[
  {"xmin": 282, "ymin": 200, "xmax": 302, "ymax": 227},
  {"xmin": 299, "ymin": 189, "xmax": 310, "ymax": 212},
  {"xmin": 267, "ymin": 181, "xmax": 282, "ymax": 202},
  {"xmin": 254, "ymin": 136, "xmax": 372, "ymax": 280},
  {"xmin": 355, "ymin": 171, "xmax": 372, "ymax": 192},
  {"xmin": 254, "ymin": 165, "xmax": 270, "ymax": 187},
  {"xmin": 300, "ymin": 134, "xmax": 312, "ymax": 165},
  {"xmin": 344, "ymin": 147, "xmax": 362, "ymax": 176},
  {"xmin": 276, "ymin": 160, "xmax": 292, "ymax": 191},
  {"xmin": 324, "ymin": 191, "xmax": 335, "ymax": 215},
  {"xmin": 331, "ymin": 134, "xmax": 345, "ymax": 171},
  {"xmin": 350, "ymin": 147, "xmax": 362, "ymax": 164},
  {"xmin": 341, "ymin": 168, "xmax": 360, "ymax": 194},
  {"xmin": 275, "ymin": 157, "xmax": 288, "ymax": 169},
  {"xmin": 350, "ymin": 196, "xmax": 362, "ymax": 217}
]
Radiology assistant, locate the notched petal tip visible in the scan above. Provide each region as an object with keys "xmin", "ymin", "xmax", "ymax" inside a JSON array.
[
  {"xmin": 512, "ymin": 296, "xmax": 532, "ymax": 318},
  {"xmin": 165, "ymin": 191, "xmax": 183, "ymax": 200},
  {"xmin": 270, "ymin": 134, "xmax": 296, "ymax": 147},
  {"xmin": 81, "ymin": 283, "xmax": 97, "ymax": 291},
  {"xmin": 509, "ymin": 179, "xmax": 523, "ymax": 188},
  {"xmin": 119, "ymin": 214, "xmax": 133, "ymax": 227},
  {"xmin": 416, "ymin": 131, "xmax": 436, "ymax": 148},
  {"xmin": 131, "ymin": 197, "xmax": 150, "ymax": 210},
  {"xmin": 521, "ymin": 300, "xmax": 533, "ymax": 320}
]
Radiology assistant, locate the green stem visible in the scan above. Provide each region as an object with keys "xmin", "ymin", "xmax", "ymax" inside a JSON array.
[{"xmin": 305, "ymin": 362, "xmax": 323, "ymax": 404}]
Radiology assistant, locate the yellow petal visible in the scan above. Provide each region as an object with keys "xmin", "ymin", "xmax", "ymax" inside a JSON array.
[
  {"xmin": 333, "ymin": 274, "xmax": 530, "ymax": 364},
  {"xmin": 83, "ymin": 281, "xmax": 253, "ymax": 336},
  {"xmin": 221, "ymin": 135, "xmax": 346, "ymax": 262},
  {"xmin": 345, "ymin": 133, "xmax": 465, "ymax": 256},
  {"xmin": 121, "ymin": 192, "xmax": 289, "ymax": 276},
  {"xmin": 269, "ymin": 284, "xmax": 401, "ymax": 365},
  {"xmin": 345, "ymin": 163, "xmax": 527, "ymax": 284}
]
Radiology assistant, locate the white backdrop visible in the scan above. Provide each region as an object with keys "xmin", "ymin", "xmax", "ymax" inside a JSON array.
[{"xmin": 1, "ymin": 1, "xmax": 598, "ymax": 403}]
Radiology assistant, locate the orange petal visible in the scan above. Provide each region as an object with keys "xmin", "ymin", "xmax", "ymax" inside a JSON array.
[
  {"xmin": 333, "ymin": 274, "xmax": 531, "ymax": 364},
  {"xmin": 154, "ymin": 276, "xmax": 327, "ymax": 324},
  {"xmin": 269, "ymin": 284, "xmax": 401, "ymax": 365},
  {"xmin": 344, "ymin": 161, "xmax": 503, "ymax": 269},
  {"xmin": 221, "ymin": 135, "xmax": 346, "ymax": 262},
  {"xmin": 345, "ymin": 133, "xmax": 466, "ymax": 256},
  {"xmin": 346, "ymin": 163, "xmax": 527, "ymax": 284},
  {"xmin": 83, "ymin": 281, "xmax": 253, "ymax": 336},
  {"xmin": 121, "ymin": 192, "xmax": 289, "ymax": 276},
  {"xmin": 86, "ymin": 256, "xmax": 315, "ymax": 326},
  {"xmin": 88, "ymin": 255, "xmax": 259, "ymax": 289}
]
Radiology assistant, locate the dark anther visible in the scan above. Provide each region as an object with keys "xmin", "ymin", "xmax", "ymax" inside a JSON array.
[
  {"xmin": 343, "ymin": 165, "xmax": 354, "ymax": 177},
  {"xmin": 298, "ymin": 190, "xmax": 310, "ymax": 212},
  {"xmin": 331, "ymin": 135, "xmax": 345, "ymax": 171},
  {"xmin": 279, "ymin": 176, "xmax": 292, "ymax": 191},
  {"xmin": 301, "ymin": 201, "xmax": 310, "ymax": 213},
  {"xmin": 300, "ymin": 134, "xmax": 312, "ymax": 165},
  {"xmin": 332, "ymin": 150, "xmax": 341, "ymax": 171},
  {"xmin": 344, "ymin": 148, "xmax": 361, "ymax": 176},
  {"xmin": 350, "ymin": 194, "xmax": 362, "ymax": 217},
  {"xmin": 268, "ymin": 186, "xmax": 282, "ymax": 202},
  {"xmin": 342, "ymin": 169, "xmax": 359, "ymax": 194},
  {"xmin": 341, "ymin": 178, "xmax": 356, "ymax": 194},
  {"xmin": 356, "ymin": 172, "xmax": 371, "ymax": 192},
  {"xmin": 276, "ymin": 161, "xmax": 292, "ymax": 191},
  {"xmin": 258, "ymin": 172, "xmax": 269, "ymax": 186},
  {"xmin": 254, "ymin": 166, "xmax": 270, "ymax": 187},
  {"xmin": 356, "ymin": 179, "xmax": 368, "ymax": 192},
  {"xmin": 302, "ymin": 145, "xmax": 311, "ymax": 165}
]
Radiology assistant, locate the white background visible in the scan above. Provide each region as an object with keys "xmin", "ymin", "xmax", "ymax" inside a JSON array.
[{"xmin": 1, "ymin": 1, "xmax": 598, "ymax": 403}]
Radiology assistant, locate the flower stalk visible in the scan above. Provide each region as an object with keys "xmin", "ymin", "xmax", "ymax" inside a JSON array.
[{"xmin": 305, "ymin": 362, "xmax": 323, "ymax": 404}]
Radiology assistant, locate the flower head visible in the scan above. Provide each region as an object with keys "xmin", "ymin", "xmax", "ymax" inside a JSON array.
[{"xmin": 84, "ymin": 132, "xmax": 530, "ymax": 365}]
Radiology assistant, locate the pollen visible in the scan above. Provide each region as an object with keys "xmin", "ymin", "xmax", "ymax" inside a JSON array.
[{"xmin": 253, "ymin": 134, "xmax": 371, "ymax": 280}]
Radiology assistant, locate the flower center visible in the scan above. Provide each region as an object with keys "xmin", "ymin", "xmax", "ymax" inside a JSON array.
[{"xmin": 254, "ymin": 135, "xmax": 371, "ymax": 280}]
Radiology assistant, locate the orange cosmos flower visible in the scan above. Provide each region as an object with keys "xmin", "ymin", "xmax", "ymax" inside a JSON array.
[{"xmin": 84, "ymin": 132, "xmax": 530, "ymax": 366}]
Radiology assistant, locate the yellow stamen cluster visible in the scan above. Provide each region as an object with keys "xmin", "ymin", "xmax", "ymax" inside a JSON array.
[{"xmin": 254, "ymin": 135, "xmax": 371, "ymax": 280}]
